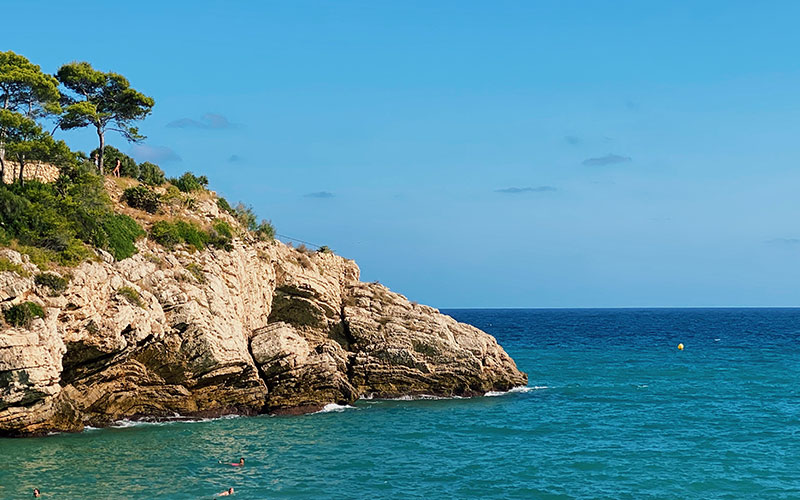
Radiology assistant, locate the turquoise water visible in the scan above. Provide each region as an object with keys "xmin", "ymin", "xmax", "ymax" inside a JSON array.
[{"xmin": 2, "ymin": 308, "xmax": 800, "ymax": 499}]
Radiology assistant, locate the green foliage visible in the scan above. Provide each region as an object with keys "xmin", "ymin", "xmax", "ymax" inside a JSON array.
[
  {"xmin": 170, "ymin": 172, "xmax": 208, "ymax": 193},
  {"xmin": 0, "ymin": 257, "xmax": 30, "ymax": 277},
  {"xmin": 149, "ymin": 220, "xmax": 181, "ymax": 249},
  {"xmin": 102, "ymin": 214, "xmax": 145, "ymax": 260},
  {"xmin": 137, "ymin": 162, "xmax": 165, "ymax": 186},
  {"xmin": 175, "ymin": 220, "xmax": 206, "ymax": 250},
  {"xmin": 0, "ymin": 161, "xmax": 145, "ymax": 265},
  {"xmin": 116, "ymin": 286, "xmax": 144, "ymax": 307},
  {"xmin": 57, "ymin": 61, "xmax": 154, "ymax": 173},
  {"xmin": 317, "ymin": 245, "xmax": 332, "ymax": 254},
  {"xmin": 14, "ymin": 244, "xmax": 56, "ymax": 271},
  {"xmin": 3, "ymin": 301, "xmax": 45, "ymax": 328},
  {"xmin": 123, "ymin": 185, "xmax": 161, "ymax": 213},
  {"xmin": 149, "ymin": 218, "xmax": 234, "ymax": 252},
  {"xmin": 161, "ymin": 185, "xmax": 182, "ymax": 205},
  {"xmin": 233, "ymin": 203, "xmax": 257, "ymax": 231},
  {"xmin": 185, "ymin": 262, "xmax": 206, "ymax": 283},
  {"xmin": 212, "ymin": 219, "xmax": 233, "ymax": 240},
  {"xmin": 0, "ymin": 51, "xmax": 61, "ymax": 118},
  {"xmin": 217, "ymin": 197, "xmax": 234, "ymax": 215},
  {"xmin": 90, "ymin": 146, "xmax": 138, "ymax": 178},
  {"xmin": 208, "ymin": 219, "xmax": 233, "ymax": 250},
  {"xmin": 34, "ymin": 272, "xmax": 69, "ymax": 295},
  {"xmin": 254, "ymin": 220, "xmax": 275, "ymax": 241},
  {"xmin": 0, "ymin": 109, "xmax": 72, "ymax": 183}
]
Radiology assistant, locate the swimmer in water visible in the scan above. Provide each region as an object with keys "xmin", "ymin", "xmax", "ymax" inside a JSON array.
[
  {"xmin": 33, "ymin": 489, "xmax": 41, "ymax": 498},
  {"xmin": 216, "ymin": 487, "xmax": 234, "ymax": 496},
  {"xmin": 219, "ymin": 457, "xmax": 245, "ymax": 467}
]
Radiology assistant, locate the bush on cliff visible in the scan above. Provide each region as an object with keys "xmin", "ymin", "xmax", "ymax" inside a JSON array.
[
  {"xmin": 170, "ymin": 172, "xmax": 208, "ymax": 193},
  {"xmin": 103, "ymin": 214, "xmax": 145, "ymax": 260},
  {"xmin": 123, "ymin": 185, "xmax": 161, "ymax": 214},
  {"xmin": 0, "ymin": 163, "xmax": 145, "ymax": 265},
  {"xmin": 150, "ymin": 219, "xmax": 231, "ymax": 251},
  {"xmin": 137, "ymin": 162, "xmax": 165, "ymax": 186},
  {"xmin": 34, "ymin": 272, "xmax": 69, "ymax": 295},
  {"xmin": 217, "ymin": 197, "xmax": 235, "ymax": 216},
  {"xmin": 3, "ymin": 301, "xmax": 45, "ymax": 328},
  {"xmin": 254, "ymin": 220, "xmax": 275, "ymax": 241}
]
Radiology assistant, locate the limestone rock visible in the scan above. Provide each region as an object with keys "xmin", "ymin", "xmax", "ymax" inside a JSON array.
[{"xmin": 0, "ymin": 239, "xmax": 526, "ymax": 436}]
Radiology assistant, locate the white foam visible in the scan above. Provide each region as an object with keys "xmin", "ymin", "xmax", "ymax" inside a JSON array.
[
  {"xmin": 484, "ymin": 385, "xmax": 548, "ymax": 397},
  {"xmin": 111, "ymin": 419, "xmax": 146, "ymax": 428},
  {"xmin": 359, "ymin": 393, "xmax": 467, "ymax": 401},
  {"xmin": 313, "ymin": 403, "xmax": 356, "ymax": 414},
  {"xmin": 108, "ymin": 414, "xmax": 241, "ymax": 429}
]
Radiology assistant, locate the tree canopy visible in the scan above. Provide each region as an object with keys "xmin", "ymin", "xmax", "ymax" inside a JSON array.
[
  {"xmin": 57, "ymin": 62, "xmax": 154, "ymax": 173},
  {"xmin": 0, "ymin": 51, "xmax": 62, "ymax": 183},
  {"xmin": 0, "ymin": 51, "xmax": 60, "ymax": 117},
  {"xmin": 0, "ymin": 109, "xmax": 69, "ymax": 184}
]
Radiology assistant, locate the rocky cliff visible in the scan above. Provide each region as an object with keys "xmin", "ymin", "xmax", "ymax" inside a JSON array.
[{"xmin": 0, "ymin": 195, "xmax": 526, "ymax": 437}]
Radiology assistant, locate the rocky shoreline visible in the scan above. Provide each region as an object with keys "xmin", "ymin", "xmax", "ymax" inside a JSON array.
[{"xmin": 0, "ymin": 196, "xmax": 526, "ymax": 437}]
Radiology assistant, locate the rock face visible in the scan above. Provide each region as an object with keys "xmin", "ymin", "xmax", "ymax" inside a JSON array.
[{"xmin": 0, "ymin": 228, "xmax": 526, "ymax": 436}]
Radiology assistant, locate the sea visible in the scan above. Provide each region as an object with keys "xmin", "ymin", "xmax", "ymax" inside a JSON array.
[{"xmin": 1, "ymin": 308, "xmax": 799, "ymax": 499}]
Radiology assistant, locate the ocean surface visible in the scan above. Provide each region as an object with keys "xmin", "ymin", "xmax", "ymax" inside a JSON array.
[{"xmin": 2, "ymin": 308, "xmax": 800, "ymax": 499}]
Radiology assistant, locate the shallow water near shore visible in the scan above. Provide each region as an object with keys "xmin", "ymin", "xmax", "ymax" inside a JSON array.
[{"xmin": 2, "ymin": 308, "xmax": 800, "ymax": 499}]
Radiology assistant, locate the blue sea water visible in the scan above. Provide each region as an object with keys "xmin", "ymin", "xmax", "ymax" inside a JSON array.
[{"xmin": 2, "ymin": 308, "xmax": 800, "ymax": 499}]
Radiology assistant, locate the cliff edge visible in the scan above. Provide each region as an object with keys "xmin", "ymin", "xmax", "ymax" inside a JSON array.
[{"xmin": 0, "ymin": 190, "xmax": 526, "ymax": 436}]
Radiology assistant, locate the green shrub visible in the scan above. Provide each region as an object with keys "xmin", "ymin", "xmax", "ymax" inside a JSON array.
[
  {"xmin": 0, "ymin": 162, "xmax": 141, "ymax": 266},
  {"xmin": 208, "ymin": 219, "xmax": 233, "ymax": 250},
  {"xmin": 123, "ymin": 185, "xmax": 161, "ymax": 214},
  {"xmin": 3, "ymin": 301, "xmax": 45, "ymax": 328},
  {"xmin": 34, "ymin": 272, "xmax": 69, "ymax": 295},
  {"xmin": 103, "ymin": 214, "xmax": 145, "ymax": 260},
  {"xmin": 233, "ymin": 203, "xmax": 257, "ymax": 231},
  {"xmin": 186, "ymin": 262, "xmax": 206, "ymax": 283},
  {"xmin": 0, "ymin": 257, "xmax": 30, "ymax": 277},
  {"xmin": 217, "ymin": 197, "xmax": 235, "ymax": 215},
  {"xmin": 138, "ymin": 162, "xmax": 165, "ymax": 186},
  {"xmin": 175, "ymin": 220, "xmax": 207, "ymax": 250},
  {"xmin": 317, "ymin": 245, "xmax": 332, "ymax": 254},
  {"xmin": 117, "ymin": 286, "xmax": 144, "ymax": 307},
  {"xmin": 91, "ymin": 146, "xmax": 138, "ymax": 178},
  {"xmin": 149, "ymin": 219, "xmax": 223, "ymax": 252},
  {"xmin": 254, "ymin": 220, "xmax": 275, "ymax": 241},
  {"xmin": 170, "ymin": 172, "xmax": 208, "ymax": 193},
  {"xmin": 150, "ymin": 220, "xmax": 181, "ymax": 249},
  {"xmin": 15, "ymin": 244, "xmax": 56, "ymax": 271},
  {"xmin": 212, "ymin": 219, "xmax": 233, "ymax": 240}
]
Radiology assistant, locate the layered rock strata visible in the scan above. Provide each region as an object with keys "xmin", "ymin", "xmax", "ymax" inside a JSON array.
[{"xmin": 0, "ymin": 223, "xmax": 526, "ymax": 437}]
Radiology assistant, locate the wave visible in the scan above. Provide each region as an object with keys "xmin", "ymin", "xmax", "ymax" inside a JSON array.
[
  {"xmin": 359, "ymin": 394, "xmax": 468, "ymax": 401},
  {"xmin": 312, "ymin": 403, "xmax": 357, "ymax": 414},
  {"xmin": 484, "ymin": 385, "xmax": 549, "ymax": 397},
  {"xmin": 99, "ymin": 414, "xmax": 242, "ymax": 430}
]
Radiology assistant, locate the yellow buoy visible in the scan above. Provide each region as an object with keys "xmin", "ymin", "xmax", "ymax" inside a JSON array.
[{"xmin": 677, "ymin": 343, "xmax": 684, "ymax": 350}]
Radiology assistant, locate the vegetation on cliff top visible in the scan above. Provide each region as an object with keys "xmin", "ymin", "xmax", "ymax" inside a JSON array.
[{"xmin": 0, "ymin": 50, "xmax": 275, "ymax": 270}]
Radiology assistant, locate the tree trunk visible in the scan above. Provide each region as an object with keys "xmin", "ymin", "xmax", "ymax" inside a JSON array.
[
  {"xmin": 17, "ymin": 157, "xmax": 25, "ymax": 186},
  {"xmin": 0, "ymin": 155, "xmax": 5, "ymax": 185},
  {"xmin": 97, "ymin": 127, "xmax": 105, "ymax": 175}
]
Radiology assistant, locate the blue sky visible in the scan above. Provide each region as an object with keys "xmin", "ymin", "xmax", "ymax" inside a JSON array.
[{"xmin": 6, "ymin": 1, "xmax": 800, "ymax": 307}]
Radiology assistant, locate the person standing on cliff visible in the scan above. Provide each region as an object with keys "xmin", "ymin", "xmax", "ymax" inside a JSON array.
[{"xmin": 112, "ymin": 158, "xmax": 121, "ymax": 177}]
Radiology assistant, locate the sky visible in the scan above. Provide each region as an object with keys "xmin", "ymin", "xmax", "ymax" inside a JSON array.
[{"xmin": 6, "ymin": 0, "xmax": 800, "ymax": 308}]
